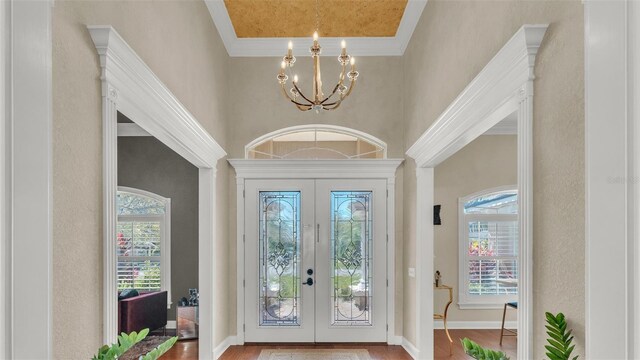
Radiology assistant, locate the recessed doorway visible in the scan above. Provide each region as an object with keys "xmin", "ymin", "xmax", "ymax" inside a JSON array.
[{"xmin": 243, "ymin": 178, "xmax": 388, "ymax": 342}]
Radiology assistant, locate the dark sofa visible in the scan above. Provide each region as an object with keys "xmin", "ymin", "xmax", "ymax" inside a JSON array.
[{"xmin": 118, "ymin": 291, "xmax": 168, "ymax": 334}]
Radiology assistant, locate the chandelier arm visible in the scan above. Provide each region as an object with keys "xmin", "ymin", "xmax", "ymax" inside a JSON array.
[
  {"xmin": 320, "ymin": 83, "xmax": 342, "ymax": 104},
  {"xmin": 319, "ymin": 64, "xmax": 348, "ymax": 104},
  {"xmin": 292, "ymin": 82, "xmax": 316, "ymax": 105},
  {"xmin": 323, "ymin": 99, "xmax": 344, "ymax": 111},
  {"xmin": 280, "ymin": 85, "xmax": 313, "ymax": 107},
  {"xmin": 344, "ymin": 78, "xmax": 357, "ymax": 98},
  {"xmin": 321, "ymin": 92, "xmax": 345, "ymax": 106}
]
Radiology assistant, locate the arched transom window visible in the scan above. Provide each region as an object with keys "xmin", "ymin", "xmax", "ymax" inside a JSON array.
[
  {"xmin": 116, "ymin": 187, "xmax": 171, "ymax": 306},
  {"xmin": 245, "ymin": 125, "xmax": 387, "ymax": 159}
]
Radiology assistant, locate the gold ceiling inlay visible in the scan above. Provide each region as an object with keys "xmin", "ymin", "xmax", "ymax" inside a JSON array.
[{"xmin": 223, "ymin": 0, "xmax": 408, "ymax": 38}]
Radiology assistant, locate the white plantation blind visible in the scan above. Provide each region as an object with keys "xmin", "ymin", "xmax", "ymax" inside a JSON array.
[
  {"xmin": 116, "ymin": 187, "xmax": 171, "ymax": 306},
  {"xmin": 459, "ymin": 188, "xmax": 518, "ymax": 308},
  {"xmin": 117, "ymin": 220, "xmax": 163, "ymax": 292},
  {"xmin": 467, "ymin": 220, "xmax": 518, "ymax": 295}
]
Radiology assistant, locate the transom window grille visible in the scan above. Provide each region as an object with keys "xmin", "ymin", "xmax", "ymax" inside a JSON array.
[
  {"xmin": 117, "ymin": 187, "xmax": 171, "ymax": 306},
  {"xmin": 246, "ymin": 125, "xmax": 386, "ymax": 159},
  {"xmin": 458, "ymin": 187, "xmax": 518, "ymax": 308}
]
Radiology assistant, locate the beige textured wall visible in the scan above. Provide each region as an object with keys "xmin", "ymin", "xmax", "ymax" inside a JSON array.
[
  {"xmin": 434, "ymin": 135, "xmax": 517, "ymax": 322},
  {"xmin": 402, "ymin": 0, "xmax": 585, "ymax": 356},
  {"xmin": 52, "ymin": 1, "xmax": 230, "ymax": 358},
  {"xmin": 227, "ymin": 56, "xmax": 405, "ymax": 335},
  {"xmin": 228, "ymin": 56, "xmax": 404, "ymax": 158}
]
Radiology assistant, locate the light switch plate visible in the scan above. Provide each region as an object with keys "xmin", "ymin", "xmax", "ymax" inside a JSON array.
[{"xmin": 408, "ymin": 268, "xmax": 416, "ymax": 278}]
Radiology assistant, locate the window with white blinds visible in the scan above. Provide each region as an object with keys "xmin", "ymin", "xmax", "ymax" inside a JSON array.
[
  {"xmin": 459, "ymin": 187, "xmax": 518, "ymax": 308},
  {"xmin": 116, "ymin": 187, "xmax": 171, "ymax": 306}
]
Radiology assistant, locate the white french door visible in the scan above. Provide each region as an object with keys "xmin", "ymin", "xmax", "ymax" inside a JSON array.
[{"xmin": 244, "ymin": 179, "xmax": 387, "ymax": 343}]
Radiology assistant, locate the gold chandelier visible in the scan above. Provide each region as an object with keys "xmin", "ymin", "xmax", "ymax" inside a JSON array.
[{"xmin": 277, "ymin": 2, "xmax": 359, "ymax": 112}]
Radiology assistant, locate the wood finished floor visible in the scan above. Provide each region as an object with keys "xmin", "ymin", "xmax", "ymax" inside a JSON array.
[{"xmin": 162, "ymin": 330, "xmax": 517, "ymax": 359}]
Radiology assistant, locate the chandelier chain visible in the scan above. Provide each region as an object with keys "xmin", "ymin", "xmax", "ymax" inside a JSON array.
[{"xmin": 315, "ymin": 0, "xmax": 320, "ymax": 32}]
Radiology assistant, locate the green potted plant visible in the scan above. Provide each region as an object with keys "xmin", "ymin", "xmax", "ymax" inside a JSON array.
[
  {"xmin": 92, "ymin": 328, "xmax": 178, "ymax": 360},
  {"xmin": 545, "ymin": 312, "xmax": 579, "ymax": 360},
  {"xmin": 461, "ymin": 338, "xmax": 509, "ymax": 360}
]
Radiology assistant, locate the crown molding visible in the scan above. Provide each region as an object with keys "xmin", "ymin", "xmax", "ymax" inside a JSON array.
[
  {"xmin": 204, "ymin": 0, "xmax": 427, "ymax": 57},
  {"xmin": 87, "ymin": 26, "xmax": 227, "ymax": 167},
  {"xmin": 406, "ymin": 24, "xmax": 548, "ymax": 167},
  {"xmin": 484, "ymin": 114, "xmax": 518, "ymax": 135}
]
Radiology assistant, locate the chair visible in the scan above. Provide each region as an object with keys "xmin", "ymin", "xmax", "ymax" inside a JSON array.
[{"xmin": 499, "ymin": 301, "xmax": 517, "ymax": 345}]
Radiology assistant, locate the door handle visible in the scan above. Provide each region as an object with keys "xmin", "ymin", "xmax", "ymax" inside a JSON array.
[{"xmin": 303, "ymin": 277, "xmax": 314, "ymax": 286}]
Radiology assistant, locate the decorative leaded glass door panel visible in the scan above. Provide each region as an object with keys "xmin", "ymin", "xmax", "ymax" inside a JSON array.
[
  {"xmin": 244, "ymin": 180, "xmax": 316, "ymax": 342},
  {"xmin": 244, "ymin": 179, "xmax": 387, "ymax": 343},
  {"xmin": 315, "ymin": 179, "xmax": 387, "ymax": 342}
]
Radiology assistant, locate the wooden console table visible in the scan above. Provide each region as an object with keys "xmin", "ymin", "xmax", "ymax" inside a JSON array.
[{"xmin": 434, "ymin": 284, "xmax": 453, "ymax": 355}]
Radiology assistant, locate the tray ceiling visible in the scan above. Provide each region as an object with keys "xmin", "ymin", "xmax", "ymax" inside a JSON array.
[
  {"xmin": 205, "ymin": 0, "xmax": 427, "ymax": 56},
  {"xmin": 224, "ymin": 0, "xmax": 408, "ymax": 38}
]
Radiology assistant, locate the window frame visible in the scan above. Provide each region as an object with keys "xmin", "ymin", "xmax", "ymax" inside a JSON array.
[
  {"xmin": 117, "ymin": 186, "xmax": 172, "ymax": 308},
  {"xmin": 244, "ymin": 124, "xmax": 388, "ymax": 159},
  {"xmin": 458, "ymin": 186, "xmax": 518, "ymax": 309}
]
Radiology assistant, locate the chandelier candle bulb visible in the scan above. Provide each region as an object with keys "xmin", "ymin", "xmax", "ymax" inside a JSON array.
[
  {"xmin": 351, "ymin": 57, "xmax": 356, "ymax": 70},
  {"xmin": 293, "ymin": 75, "xmax": 298, "ymax": 83},
  {"xmin": 341, "ymin": 40, "xmax": 347, "ymax": 56},
  {"xmin": 287, "ymin": 41, "xmax": 293, "ymax": 57}
]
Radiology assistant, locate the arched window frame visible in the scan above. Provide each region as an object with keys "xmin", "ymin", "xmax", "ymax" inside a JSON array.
[
  {"xmin": 244, "ymin": 124, "xmax": 388, "ymax": 159},
  {"xmin": 117, "ymin": 186, "xmax": 172, "ymax": 308},
  {"xmin": 458, "ymin": 185, "xmax": 518, "ymax": 309}
]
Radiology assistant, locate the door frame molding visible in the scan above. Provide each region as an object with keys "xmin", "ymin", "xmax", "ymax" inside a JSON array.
[
  {"xmin": 88, "ymin": 26, "xmax": 227, "ymax": 360},
  {"xmin": 229, "ymin": 159, "xmax": 403, "ymax": 345},
  {"xmin": 406, "ymin": 25, "xmax": 547, "ymax": 359}
]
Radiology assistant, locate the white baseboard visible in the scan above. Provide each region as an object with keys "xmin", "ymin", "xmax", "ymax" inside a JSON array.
[
  {"xmin": 388, "ymin": 335, "xmax": 403, "ymax": 345},
  {"xmin": 401, "ymin": 337, "xmax": 419, "ymax": 359},
  {"xmin": 214, "ymin": 336, "xmax": 236, "ymax": 359},
  {"xmin": 434, "ymin": 320, "xmax": 517, "ymax": 330},
  {"xmin": 166, "ymin": 320, "xmax": 176, "ymax": 330}
]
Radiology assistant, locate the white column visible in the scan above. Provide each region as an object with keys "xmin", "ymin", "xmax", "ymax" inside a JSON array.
[
  {"xmin": 631, "ymin": 2, "xmax": 640, "ymax": 357},
  {"xmin": 415, "ymin": 167, "xmax": 434, "ymax": 359},
  {"xmin": 517, "ymin": 82, "xmax": 533, "ymax": 359},
  {"xmin": 10, "ymin": 0, "xmax": 53, "ymax": 358},
  {"xmin": 235, "ymin": 177, "xmax": 245, "ymax": 345},
  {"xmin": 585, "ymin": 1, "xmax": 631, "ymax": 358},
  {"xmin": 199, "ymin": 168, "xmax": 217, "ymax": 359},
  {"xmin": 102, "ymin": 83, "xmax": 119, "ymax": 345},
  {"xmin": 387, "ymin": 177, "xmax": 397, "ymax": 344},
  {"xmin": 0, "ymin": 1, "xmax": 9, "ymax": 358}
]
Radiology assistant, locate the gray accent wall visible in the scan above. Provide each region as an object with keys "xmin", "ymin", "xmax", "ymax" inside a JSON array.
[{"xmin": 118, "ymin": 135, "xmax": 198, "ymax": 321}]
